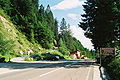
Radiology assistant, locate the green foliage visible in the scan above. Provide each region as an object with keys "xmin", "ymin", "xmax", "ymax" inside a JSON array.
[
  {"xmin": 58, "ymin": 38, "xmax": 69, "ymax": 55},
  {"xmin": 0, "ymin": 0, "xmax": 11, "ymax": 15},
  {"xmin": 0, "ymin": 8, "xmax": 42, "ymax": 58},
  {"xmin": 24, "ymin": 57, "xmax": 34, "ymax": 61},
  {"xmin": 50, "ymin": 50, "xmax": 64, "ymax": 57},
  {"xmin": 54, "ymin": 19, "xmax": 59, "ymax": 42},
  {"xmin": 0, "ymin": 33, "xmax": 14, "ymax": 61},
  {"xmin": 45, "ymin": 5, "xmax": 55, "ymax": 32},
  {"xmin": 30, "ymin": 53, "xmax": 43, "ymax": 61},
  {"xmin": 107, "ymin": 59, "xmax": 120, "ymax": 80},
  {"xmin": 79, "ymin": 0, "xmax": 120, "ymax": 49},
  {"xmin": 99, "ymin": 48, "xmax": 120, "ymax": 80},
  {"xmin": 60, "ymin": 18, "xmax": 67, "ymax": 30},
  {"xmin": 0, "ymin": 0, "xmax": 56, "ymax": 49},
  {"xmin": 34, "ymin": 22, "xmax": 54, "ymax": 49},
  {"xmin": 41, "ymin": 50, "xmax": 65, "ymax": 60},
  {"xmin": 72, "ymin": 38, "xmax": 84, "ymax": 51},
  {"xmin": 58, "ymin": 18, "xmax": 94, "ymax": 58},
  {"xmin": 31, "ymin": 50, "xmax": 65, "ymax": 60},
  {"xmin": 0, "ymin": 0, "xmax": 96, "ymax": 61},
  {"xmin": 59, "ymin": 18, "xmax": 74, "ymax": 53},
  {"xmin": 79, "ymin": 0, "xmax": 120, "ymax": 78},
  {"xmin": 0, "ymin": 8, "xmax": 10, "ymax": 19}
]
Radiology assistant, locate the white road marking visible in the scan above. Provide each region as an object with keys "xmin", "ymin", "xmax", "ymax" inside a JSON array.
[
  {"xmin": 85, "ymin": 66, "xmax": 92, "ymax": 80},
  {"xmin": 39, "ymin": 67, "xmax": 63, "ymax": 77},
  {"xmin": 29, "ymin": 62, "xmax": 79, "ymax": 80},
  {"xmin": 29, "ymin": 67, "xmax": 64, "ymax": 80}
]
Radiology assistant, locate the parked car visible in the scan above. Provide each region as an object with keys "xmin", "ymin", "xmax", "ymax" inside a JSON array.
[{"xmin": 47, "ymin": 55, "xmax": 60, "ymax": 61}]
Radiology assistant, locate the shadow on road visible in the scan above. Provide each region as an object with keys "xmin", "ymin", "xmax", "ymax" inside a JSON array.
[{"xmin": 0, "ymin": 59, "xmax": 95, "ymax": 70}]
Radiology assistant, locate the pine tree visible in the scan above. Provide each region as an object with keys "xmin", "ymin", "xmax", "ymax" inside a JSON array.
[
  {"xmin": 59, "ymin": 18, "xmax": 74, "ymax": 52},
  {"xmin": 54, "ymin": 19, "xmax": 59, "ymax": 41},
  {"xmin": 79, "ymin": 0, "xmax": 119, "ymax": 49},
  {"xmin": 38, "ymin": 4, "xmax": 46, "ymax": 22},
  {"xmin": 60, "ymin": 18, "xmax": 67, "ymax": 31},
  {"xmin": 0, "ymin": 0, "xmax": 11, "ymax": 15},
  {"xmin": 34, "ymin": 21, "xmax": 54, "ymax": 49},
  {"xmin": 45, "ymin": 5, "xmax": 55, "ymax": 32}
]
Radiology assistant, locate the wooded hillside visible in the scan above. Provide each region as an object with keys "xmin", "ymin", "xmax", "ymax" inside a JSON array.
[{"xmin": 0, "ymin": 0, "xmax": 94, "ymax": 61}]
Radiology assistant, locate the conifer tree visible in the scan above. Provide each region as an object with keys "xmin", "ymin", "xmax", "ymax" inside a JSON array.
[
  {"xmin": 79, "ymin": 0, "xmax": 119, "ymax": 49},
  {"xmin": 54, "ymin": 19, "xmax": 59, "ymax": 41},
  {"xmin": 0, "ymin": 0, "xmax": 11, "ymax": 15},
  {"xmin": 60, "ymin": 18, "xmax": 67, "ymax": 31}
]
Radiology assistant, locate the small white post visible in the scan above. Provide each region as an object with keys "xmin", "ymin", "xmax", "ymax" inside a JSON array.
[{"xmin": 100, "ymin": 48, "xmax": 102, "ymax": 67}]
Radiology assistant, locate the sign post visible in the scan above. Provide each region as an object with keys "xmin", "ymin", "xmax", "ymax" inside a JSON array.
[{"xmin": 100, "ymin": 48, "xmax": 115, "ymax": 67}]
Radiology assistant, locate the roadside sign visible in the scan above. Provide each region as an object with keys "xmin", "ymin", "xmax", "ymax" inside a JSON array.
[
  {"xmin": 99, "ymin": 48, "xmax": 115, "ymax": 67},
  {"xmin": 100, "ymin": 48, "xmax": 115, "ymax": 55}
]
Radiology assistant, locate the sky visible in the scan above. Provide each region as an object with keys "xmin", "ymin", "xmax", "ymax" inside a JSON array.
[{"xmin": 39, "ymin": 0, "xmax": 94, "ymax": 50}]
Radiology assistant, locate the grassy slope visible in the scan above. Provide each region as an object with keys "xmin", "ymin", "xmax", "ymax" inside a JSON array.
[{"xmin": 0, "ymin": 9, "xmax": 42, "ymax": 57}]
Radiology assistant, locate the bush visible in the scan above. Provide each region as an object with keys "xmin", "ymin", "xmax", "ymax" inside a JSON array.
[
  {"xmin": 50, "ymin": 50, "xmax": 65, "ymax": 59},
  {"xmin": 41, "ymin": 52, "xmax": 51, "ymax": 60},
  {"xmin": 24, "ymin": 57, "xmax": 34, "ymax": 61},
  {"xmin": 31, "ymin": 53, "xmax": 43, "ymax": 61},
  {"xmin": 0, "ymin": 57, "xmax": 5, "ymax": 62},
  {"xmin": 100, "ymin": 51, "xmax": 120, "ymax": 80},
  {"xmin": 0, "ymin": 33, "xmax": 15, "ymax": 61},
  {"xmin": 31, "ymin": 50, "xmax": 67, "ymax": 61},
  {"xmin": 100, "ymin": 54, "xmax": 114, "ymax": 67},
  {"xmin": 59, "ymin": 47, "xmax": 69, "ymax": 55},
  {"xmin": 0, "ymin": 9, "xmax": 10, "ymax": 20},
  {"xmin": 106, "ymin": 59, "xmax": 120, "ymax": 80}
]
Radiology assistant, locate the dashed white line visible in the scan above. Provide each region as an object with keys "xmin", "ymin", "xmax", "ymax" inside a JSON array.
[
  {"xmin": 29, "ymin": 67, "xmax": 64, "ymax": 80},
  {"xmin": 85, "ymin": 66, "xmax": 92, "ymax": 80},
  {"xmin": 29, "ymin": 62, "xmax": 79, "ymax": 80}
]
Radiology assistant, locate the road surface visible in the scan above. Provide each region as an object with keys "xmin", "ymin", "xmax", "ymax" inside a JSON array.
[{"xmin": 0, "ymin": 59, "xmax": 98, "ymax": 80}]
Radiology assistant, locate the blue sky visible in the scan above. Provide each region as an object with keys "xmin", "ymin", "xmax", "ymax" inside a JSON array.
[{"xmin": 39, "ymin": 0, "xmax": 94, "ymax": 50}]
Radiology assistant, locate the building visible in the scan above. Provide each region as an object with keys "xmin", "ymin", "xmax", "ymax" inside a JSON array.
[{"xmin": 70, "ymin": 50, "xmax": 80, "ymax": 59}]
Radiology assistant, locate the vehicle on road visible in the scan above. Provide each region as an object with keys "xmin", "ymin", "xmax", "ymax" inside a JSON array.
[{"xmin": 47, "ymin": 55, "xmax": 60, "ymax": 61}]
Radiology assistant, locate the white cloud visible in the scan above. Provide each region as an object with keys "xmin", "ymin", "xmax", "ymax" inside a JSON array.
[
  {"xmin": 70, "ymin": 25, "xmax": 94, "ymax": 50},
  {"xmin": 51, "ymin": 0, "xmax": 84, "ymax": 10},
  {"xmin": 67, "ymin": 13, "xmax": 81, "ymax": 20}
]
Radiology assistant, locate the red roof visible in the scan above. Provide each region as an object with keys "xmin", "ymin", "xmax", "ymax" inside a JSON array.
[{"xmin": 70, "ymin": 50, "xmax": 80, "ymax": 54}]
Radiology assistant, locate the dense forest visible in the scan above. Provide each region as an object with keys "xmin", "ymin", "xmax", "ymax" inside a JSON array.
[
  {"xmin": 79, "ymin": 0, "xmax": 120, "ymax": 79},
  {"xmin": 0, "ymin": 0, "xmax": 95, "ymax": 61}
]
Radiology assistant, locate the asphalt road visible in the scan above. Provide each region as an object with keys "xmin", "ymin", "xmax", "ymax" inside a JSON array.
[{"xmin": 0, "ymin": 59, "xmax": 95, "ymax": 80}]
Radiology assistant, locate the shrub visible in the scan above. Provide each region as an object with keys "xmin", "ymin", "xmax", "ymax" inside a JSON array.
[
  {"xmin": 100, "ymin": 54, "xmax": 114, "ymax": 67},
  {"xmin": 0, "ymin": 9, "xmax": 10, "ymax": 20},
  {"xmin": 50, "ymin": 50, "xmax": 65, "ymax": 59},
  {"xmin": 31, "ymin": 53, "xmax": 43, "ymax": 61},
  {"xmin": 0, "ymin": 33, "xmax": 15, "ymax": 61},
  {"xmin": 24, "ymin": 57, "xmax": 34, "ymax": 61},
  {"xmin": 106, "ymin": 59, "xmax": 120, "ymax": 80},
  {"xmin": 59, "ymin": 47, "xmax": 69, "ymax": 55},
  {"xmin": 100, "ymin": 50, "xmax": 120, "ymax": 80},
  {"xmin": 0, "ymin": 56, "xmax": 5, "ymax": 62}
]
